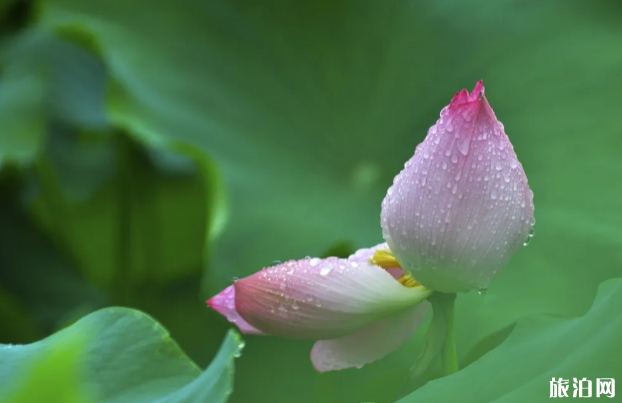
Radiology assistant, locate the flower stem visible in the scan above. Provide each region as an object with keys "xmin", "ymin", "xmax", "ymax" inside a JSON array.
[{"xmin": 429, "ymin": 292, "xmax": 459, "ymax": 375}]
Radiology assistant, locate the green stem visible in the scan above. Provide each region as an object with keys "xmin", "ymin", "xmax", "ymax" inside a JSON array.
[{"xmin": 429, "ymin": 292, "xmax": 459, "ymax": 375}]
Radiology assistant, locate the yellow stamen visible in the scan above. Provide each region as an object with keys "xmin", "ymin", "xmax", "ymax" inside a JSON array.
[
  {"xmin": 371, "ymin": 249, "xmax": 422, "ymax": 288},
  {"xmin": 370, "ymin": 249, "xmax": 401, "ymax": 269},
  {"xmin": 398, "ymin": 274, "xmax": 421, "ymax": 288}
]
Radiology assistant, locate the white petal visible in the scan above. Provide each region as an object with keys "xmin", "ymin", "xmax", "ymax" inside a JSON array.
[{"xmin": 311, "ymin": 301, "xmax": 430, "ymax": 371}]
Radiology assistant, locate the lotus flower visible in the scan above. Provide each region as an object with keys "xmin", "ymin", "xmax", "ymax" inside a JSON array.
[
  {"xmin": 207, "ymin": 81, "xmax": 534, "ymax": 371},
  {"xmin": 382, "ymin": 80, "xmax": 534, "ymax": 293}
]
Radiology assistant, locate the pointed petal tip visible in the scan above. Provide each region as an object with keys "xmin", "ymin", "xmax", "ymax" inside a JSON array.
[
  {"xmin": 451, "ymin": 80, "xmax": 486, "ymax": 106},
  {"xmin": 471, "ymin": 79, "xmax": 485, "ymax": 99},
  {"xmin": 207, "ymin": 285, "xmax": 266, "ymax": 335}
]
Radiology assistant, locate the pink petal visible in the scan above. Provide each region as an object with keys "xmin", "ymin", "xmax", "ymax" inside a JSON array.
[
  {"xmin": 234, "ymin": 256, "xmax": 431, "ymax": 340},
  {"xmin": 381, "ymin": 81, "xmax": 535, "ymax": 293},
  {"xmin": 348, "ymin": 242, "xmax": 404, "ymax": 279},
  {"xmin": 311, "ymin": 301, "xmax": 430, "ymax": 372},
  {"xmin": 207, "ymin": 285, "xmax": 265, "ymax": 335}
]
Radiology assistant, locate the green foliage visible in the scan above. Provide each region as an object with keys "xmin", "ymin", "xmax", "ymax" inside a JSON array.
[
  {"xmin": 400, "ymin": 278, "xmax": 622, "ymax": 402},
  {"xmin": 0, "ymin": 0, "xmax": 620, "ymax": 402},
  {"xmin": 0, "ymin": 308, "xmax": 243, "ymax": 403},
  {"xmin": 0, "ymin": 332, "xmax": 94, "ymax": 403}
]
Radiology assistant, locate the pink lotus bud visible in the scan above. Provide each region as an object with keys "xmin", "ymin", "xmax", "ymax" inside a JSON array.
[{"xmin": 381, "ymin": 81, "xmax": 535, "ymax": 293}]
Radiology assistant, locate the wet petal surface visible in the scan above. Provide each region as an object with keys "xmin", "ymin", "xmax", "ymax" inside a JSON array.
[
  {"xmin": 234, "ymin": 256, "xmax": 431, "ymax": 339},
  {"xmin": 381, "ymin": 82, "xmax": 534, "ymax": 293},
  {"xmin": 311, "ymin": 301, "xmax": 430, "ymax": 371}
]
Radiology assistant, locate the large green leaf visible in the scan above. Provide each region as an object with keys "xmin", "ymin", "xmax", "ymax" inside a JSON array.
[
  {"xmin": 398, "ymin": 277, "xmax": 622, "ymax": 402},
  {"xmin": 0, "ymin": 191, "xmax": 106, "ymax": 339},
  {"xmin": 27, "ymin": 135, "xmax": 210, "ymax": 291},
  {"xmin": 0, "ymin": 65, "xmax": 45, "ymax": 164},
  {"xmin": 36, "ymin": 1, "xmax": 622, "ymax": 402},
  {"xmin": 0, "ymin": 308, "xmax": 244, "ymax": 403},
  {"xmin": 0, "ymin": 332, "xmax": 95, "ymax": 403},
  {"xmin": 0, "ymin": 28, "xmax": 107, "ymax": 166}
]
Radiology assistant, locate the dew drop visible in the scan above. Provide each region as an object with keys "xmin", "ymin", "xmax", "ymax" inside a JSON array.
[
  {"xmin": 446, "ymin": 122, "xmax": 454, "ymax": 132},
  {"xmin": 309, "ymin": 258, "xmax": 321, "ymax": 267},
  {"xmin": 523, "ymin": 227, "xmax": 535, "ymax": 246},
  {"xmin": 278, "ymin": 305, "xmax": 287, "ymax": 312},
  {"xmin": 280, "ymin": 282, "xmax": 286, "ymax": 290},
  {"xmin": 457, "ymin": 136, "xmax": 471, "ymax": 155},
  {"xmin": 451, "ymin": 153, "xmax": 459, "ymax": 164},
  {"xmin": 320, "ymin": 266, "xmax": 333, "ymax": 276},
  {"xmin": 477, "ymin": 288, "xmax": 488, "ymax": 296},
  {"xmin": 510, "ymin": 159, "xmax": 518, "ymax": 169},
  {"xmin": 292, "ymin": 302, "xmax": 300, "ymax": 310},
  {"xmin": 441, "ymin": 161, "xmax": 447, "ymax": 170}
]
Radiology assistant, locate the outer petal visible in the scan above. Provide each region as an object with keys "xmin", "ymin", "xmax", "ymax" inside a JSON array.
[
  {"xmin": 311, "ymin": 301, "xmax": 430, "ymax": 372},
  {"xmin": 207, "ymin": 285, "xmax": 265, "ymax": 335},
  {"xmin": 234, "ymin": 256, "xmax": 431, "ymax": 340},
  {"xmin": 381, "ymin": 81, "xmax": 535, "ymax": 293}
]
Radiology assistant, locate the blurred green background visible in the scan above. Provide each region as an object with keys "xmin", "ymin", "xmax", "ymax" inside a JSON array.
[{"xmin": 0, "ymin": 0, "xmax": 621, "ymax": 402}]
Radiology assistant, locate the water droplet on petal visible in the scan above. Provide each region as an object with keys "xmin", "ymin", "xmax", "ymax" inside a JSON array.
[
  {"xmin": 457, "ymin": 136, "xmax": 471, "ymax": 155},
  {"xmin": 320, "ymin": 266, "xmax": 333, "ymax": 276},
  {"xmin": 523, "ymin": 227, "xmax": 535, "ymax": 246},
  {"xmin": 309, "ymin": 258, "xmax": 321, "ymax": 266}
]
